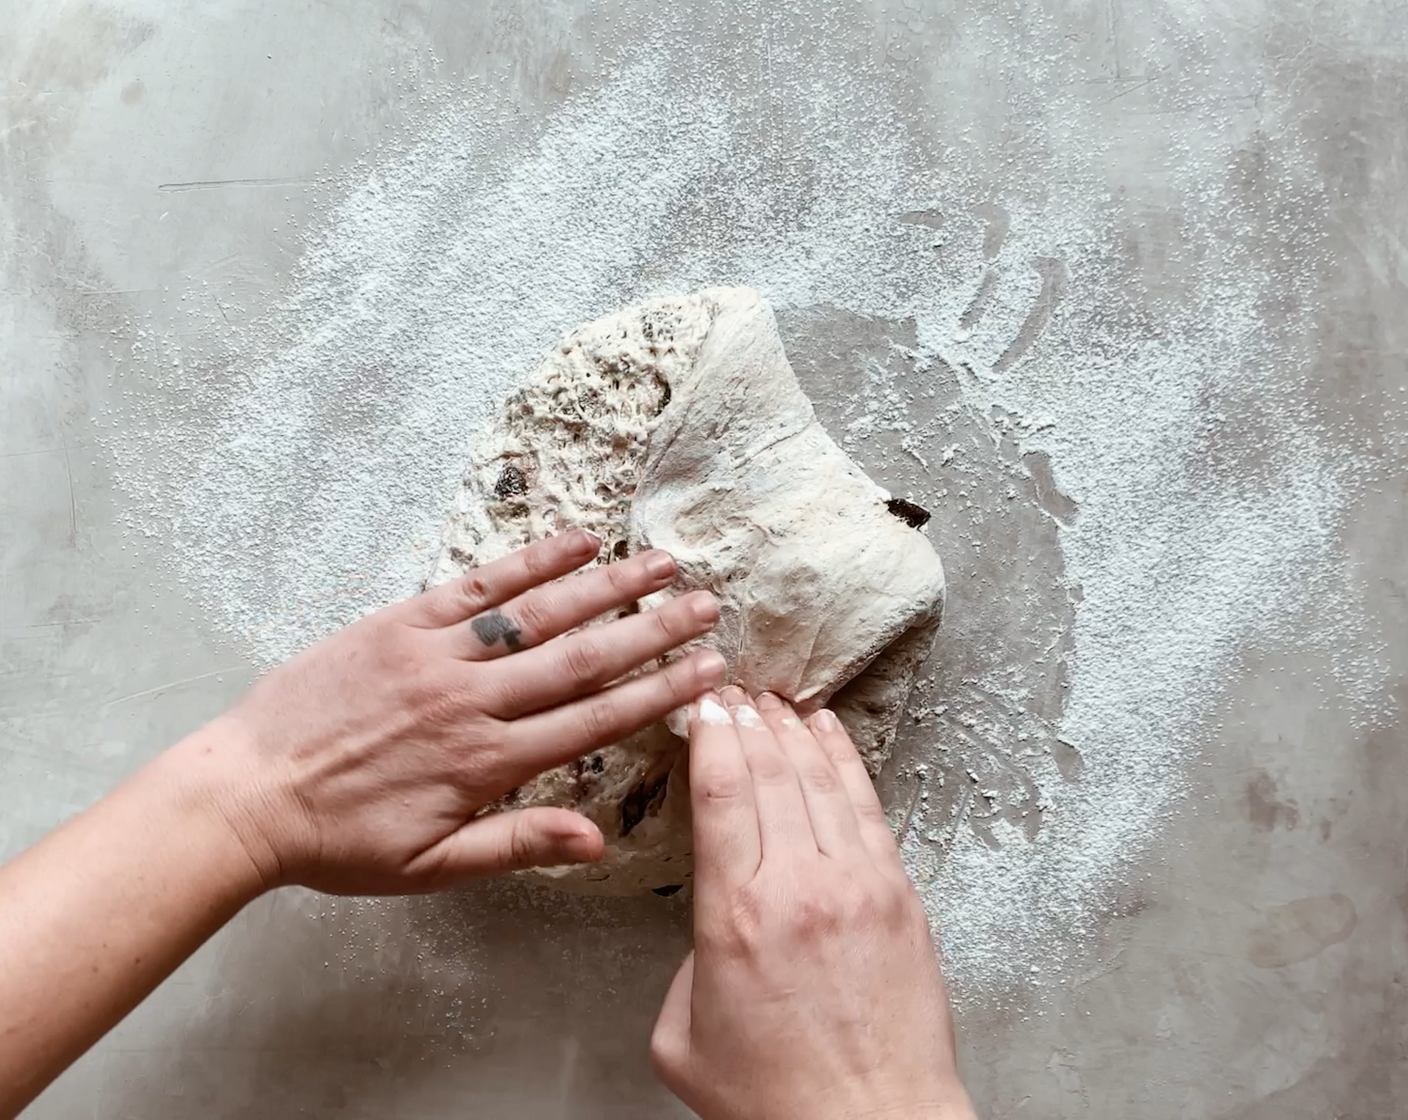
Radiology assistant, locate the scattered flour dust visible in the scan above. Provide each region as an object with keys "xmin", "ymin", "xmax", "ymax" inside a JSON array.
[{"xmin": 108, "ymin": 5, "xmax": 1385, "ymax": 1004}]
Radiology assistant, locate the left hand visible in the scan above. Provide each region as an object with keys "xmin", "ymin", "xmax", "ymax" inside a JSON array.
[{"xmin": 169, "ymin": 530, "xmax": 725, "ymax": 896}]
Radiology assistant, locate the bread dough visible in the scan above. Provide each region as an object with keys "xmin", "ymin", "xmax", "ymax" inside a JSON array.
[{"xmin": 429, "ymin": 288, "xmax": 945, "ymax": 893}]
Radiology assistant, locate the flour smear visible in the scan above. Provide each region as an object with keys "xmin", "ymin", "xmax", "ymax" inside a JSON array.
[{"xmin": 110, "ymin": 6, "xmax": 1384, "ymax": 1002}]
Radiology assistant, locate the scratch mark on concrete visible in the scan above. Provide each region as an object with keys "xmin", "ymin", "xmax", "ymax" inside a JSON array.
[
  {"xmin": 102, "ymin": 667, "xmax": 243, "ymax": 709},
  {"xmin": 1072, "ymin": 948, "xmax": 1126, "ymax": 987},
  {"xmin": 156, "ymin": 176, "xmax": 315, "ymax": 193},
  {"xmin": 59, "ymin": 433, "xmax": 77, "ymax": 544},
  {"xmin": 1100, "ymin": 75, "xmax": 1156, "ymax": 105}
]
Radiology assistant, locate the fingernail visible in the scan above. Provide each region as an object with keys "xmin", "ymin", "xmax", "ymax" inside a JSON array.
[
  {"xmin": 645, "ymin": 550, "xmax": 676, "ymax": 579},
  {"xmin": 719, "ymin": 684, "xmax": 747, "ymax": 706},
  {"xmin": 563, "ymin": 829, "xmax": 602, "ymax": 864},
  {"xmin": 815, "ymin": 708, "xmax": 840, "ymax": 732},
  {"xmin": 756, "ymin": 691, "xmax": 784, "ymax": 711},
  {"xmin": 698, "ymin": 696, "xmax": 732, "ymax": 725},
  {"xmin": 696, "ymin": 650, "xmax": 727, "ymax": 682},
  {"xmin": 734, "ymin": 705, "xmax": 765, "ymax": 729},
  {"xmin": 576, "ymin": 529, "xmax": 602, "ymax": 549},
  {"xmin": 690, "ymin": 592, "xmax": 720, "ymax": 624}
]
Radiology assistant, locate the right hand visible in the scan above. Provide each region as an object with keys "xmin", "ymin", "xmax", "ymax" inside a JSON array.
[{"xmin": 650, "ymin": 687, "xmax": 975, "ymax": 1120}]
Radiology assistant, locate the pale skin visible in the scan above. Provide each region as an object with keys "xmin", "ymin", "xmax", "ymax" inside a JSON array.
[
  {"xmin": 0, "ymin": 531, "xmax": 975, "ymax": 1120},
  {"xmin": 653, "ymin": 688, "xmax": 976, "ymax": 1120}
]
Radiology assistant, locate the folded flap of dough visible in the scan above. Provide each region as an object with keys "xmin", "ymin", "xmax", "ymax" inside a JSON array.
[{"xmin": 634, "ymin": 287, "xmax": 945, "ymax": 705}]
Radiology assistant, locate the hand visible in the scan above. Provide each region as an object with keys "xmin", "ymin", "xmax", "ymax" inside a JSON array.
[
  {"xmin": 650, "ymin": 687, "xmax": 975, "ymax": 1120},
  {"xmin": 174, "ymin": 530, "xmax": 726, "ymax": 895}
]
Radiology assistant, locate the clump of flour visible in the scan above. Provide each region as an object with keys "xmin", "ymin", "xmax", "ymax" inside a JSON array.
[{"xmin": 107, "ymin": 3, "xmax": 1387, "ymax": 1003}]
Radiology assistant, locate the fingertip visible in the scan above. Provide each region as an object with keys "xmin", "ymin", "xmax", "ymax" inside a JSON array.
[
  {"xmin": 694, "ymin": 693, "xmax": 732, "ymax": 727},
  {"xmin": 687, "ymin": 590, "xmax": 720, "ymax": 625},
  {"xmin": 719, "ymin": 684, "xmax": 748, "ymax": 707},
  {"xmin": 755, "ymin": 691, "xmax": 785, "ymax": 712},
  {"xmin": 694, "ymin": 649, "xmax": 727, "ymax": 686},
  {"xmin": 546, "ymin": 811, "xmax": 604, "ymax": 864},
  {"xmin": 811, "ymin": 708, "xmax": 841, "ymax": 733},
  {"xmin": 571, "ymin": 528, "xmax": 602, "ymax": 553},
  {"xmin": 563, "ymin": 827, "xmax": 604, "ymax": 864},
  {"xmin": 642, "ymin": 548, "xmax": 677, "ymax": 580},
  {"xmin": 734, "ymin": 704, "xmax": 765, "ymax": 729}
]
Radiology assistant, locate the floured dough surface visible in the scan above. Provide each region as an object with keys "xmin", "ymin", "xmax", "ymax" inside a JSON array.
[{"xmin": 430, "ymin": 288, "xmax": 944, "ymax": 893}]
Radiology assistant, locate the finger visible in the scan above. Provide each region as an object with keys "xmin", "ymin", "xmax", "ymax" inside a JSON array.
[
  {"xmin": 649, "ymin": 951, "xmax": 696, "ymax": 1093},
  {"xmin": 407, "ymin": 530, "xmax": 601, "ymax": 628},
  {"xmin": 486, "ymin": 591, "xmax": 719, "ymax": 715},
  {"xmin": 755, "ymin": 692, "xmax": 864, "ymax": 860},
  {"xmin": 724, "ymin": 688, "xmax": 817, "ymax": 863},
  {"xmin": 491, "ymin": 651, "xmax": 728, "ymax": 788},
  {"xmin": 689, "ymin": 692, "xmax": 761, "ymax": 898},
  {"xmin": 414, "ymin": 807, "xmax": 603, "ymax": 879},
  {"xmin": 447, "ymin": 548, "xmax": 678, "ymax": 660},
  {"xmin": 806, "ymin": 708, "xmax": 905, "ymax": 873}
]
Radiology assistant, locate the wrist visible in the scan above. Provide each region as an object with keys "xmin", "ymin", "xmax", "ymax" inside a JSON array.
[
  {"xmin": 148, "ymin": 717, "xmax": 296, "ymax": 897},
  {"xmin": 850, "ymin": 1104, "xmax": 975, "ymax": 1120},
  {"xmin": 834, "ymin": 1080, "xmax": 976, "ymax": 1120}
]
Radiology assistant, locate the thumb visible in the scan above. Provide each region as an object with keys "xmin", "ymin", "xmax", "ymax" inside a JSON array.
[
  {"xmin": 429, "ymin": 807, "xmax": 604, "ymax": 877},
  {"xmin": 650, "ymin": 951, "xmax": 695, "ymax": 1092}
]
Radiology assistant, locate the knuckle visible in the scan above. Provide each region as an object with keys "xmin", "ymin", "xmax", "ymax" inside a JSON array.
[
  {"xmin": 452, "ymin": 739, "xmax": 502, "ymax": 792},
  {"xmin": 792, "ymin": 894, "xmax": 841, "ymax": 939},
  {"xmin": 856, "ymin": 877, "xmax": 914, "ymax": 930},
  {"xmin": 799, "ymin": 764, "xmax": 840, "ymax": 794},
  {"xmin": 695, "ymin": 764, "xmax": 746, "ymax": 802},
  {"xmin": 575, "ymin": 697, "xmax": 618, "ymax": 747},
  {"xmin": 656, "ymin": 657, "xmax": 701, "ymax": 703},
  {"xmin": 352, "ymin": 616, "xmax": 399, "ymax": 660},
  {"xmin": 667, "ymin": 652, "xmax": 701, "ymax": 683},
  {"xmin": 510, "ymin": 819, "xmax": 538, "ymax": 868},
  {"xmin": 605, "ymin": 559, "xmax": 637, "ymax": 595},
  {"xmin": 561, "ymin": 638, "xmax": 606, "ymax": 684},
  {"xmin": 649, "ymin": 604, "xmax": 681, "ymax": 645},
  {"xmin": 522, "ymin": 539, "xmax": 558, "ymax": 579},
  {"xmin": 472, "ymin": 666, "xmax": 523, "ymax": 718},
  {"xmin": 696, "ymin": 889, "xmax": 765, "ymax": 959},
  {"xmin": 852, "ymin": 798, "xmax": 891, "ymax": 829},
  {"xmin": 492, "ymin": 813, "xmax": 540, "ymax": 871},
  {"xmin": 849, "ymin": 882, "xmax": 885, "ymax": 925},
  {"xmin": 429, "ymin": 693, "xmax": 501, "ymax": 758},
  {"xmin": 892, "ymin": 881, "xmax": 928, "ymax": 927},
  {"xmin": 647, "ymin": 1031, "xmax": 674, "ymax": 1077},
  {"xmin": 712, "ymin": 897, "xmax": 766, "ymax": 957},
  {"xmin": 747, "ymin": 747, "xmax": 792, "ymax": 784},
  {"xmin": 508, "ymin": 596, "xmax": 551, "ymax": 642},
  {"xmin": 648, "ymin": 1029, "xmax": 688, "ymax": 1088},
  {"xmin": 416, "ymin": 669, "xmax": 470, "ymax": 722},
  {"xmin": 818, "ymin": 739, "xmax": 855, "ymax": 769},
  {"xmin": 459, "ymin": 574, "xmax": 493, "ymax": 609}
]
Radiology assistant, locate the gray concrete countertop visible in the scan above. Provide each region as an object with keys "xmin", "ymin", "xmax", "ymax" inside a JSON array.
[{"xmin": 4, "ymin": 2, "xmax": 1406, "ymax": 1117}]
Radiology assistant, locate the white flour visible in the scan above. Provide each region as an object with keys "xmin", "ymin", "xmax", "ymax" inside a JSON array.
[{"xmin": 109, "ymin": 4, "xmax": 1386, "ymax": 1004}]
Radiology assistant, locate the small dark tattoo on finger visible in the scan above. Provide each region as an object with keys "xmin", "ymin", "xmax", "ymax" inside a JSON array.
[{"xmin": 472, "ymin": 610, "xmax": 524, "ymax": 651}]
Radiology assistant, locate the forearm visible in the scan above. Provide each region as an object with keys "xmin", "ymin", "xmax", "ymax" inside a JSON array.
[{"xmin": 0, "ymin": 724, "xmax": 265, "ymax": 1118}]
